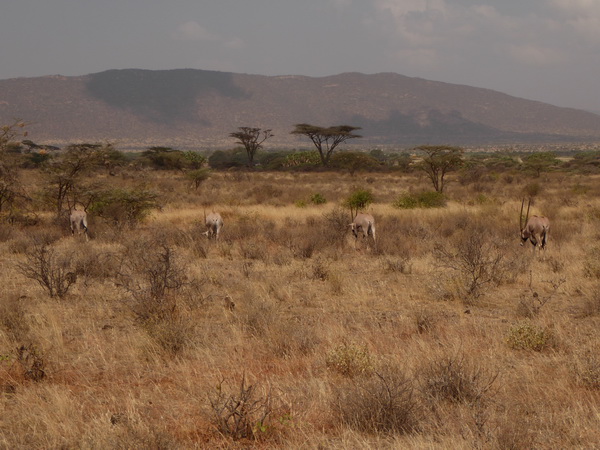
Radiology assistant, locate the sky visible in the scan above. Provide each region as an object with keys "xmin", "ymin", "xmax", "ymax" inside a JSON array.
[{"xmin": 1, "ymin": 0, "xmax": 600, "ymax": 112}]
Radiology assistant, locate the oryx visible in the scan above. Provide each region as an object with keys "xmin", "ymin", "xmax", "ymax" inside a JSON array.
[
  {"xmin": 349, "ymin": 213, "xmax": 376, "ymax": 249},
  {"xmin": 203, "ymin": 211, "xmax": 223, "ymax": 240},
  {"xmin": 520, "ymin": 198, "xmax": 549, "ymax": 252},
  {"xmin": 69, "ymin": 207, "xmax": 89, "ymax": 241}
]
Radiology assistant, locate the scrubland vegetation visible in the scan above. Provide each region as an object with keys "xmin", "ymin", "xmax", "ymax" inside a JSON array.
[{"xmin": 1, "ymin": 140, "xmax": 600, "ymax": 448}]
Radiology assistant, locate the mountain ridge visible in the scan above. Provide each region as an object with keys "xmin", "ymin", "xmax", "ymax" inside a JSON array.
[{"xmin": 1, "ymin": 68, "xmax": 599, "ymax": 149}]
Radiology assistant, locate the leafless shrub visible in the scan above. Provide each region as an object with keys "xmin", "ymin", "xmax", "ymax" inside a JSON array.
[
  {"xmin": 0, "ymin": 294, "xmax": 30, "ymax": 342},
  {"xmin": 208, "ymin": 375, "xmax": 273, "ymax": 441},
  {"xmin": 238, "ymin": 298, "xmax": 277, "ymax": 338},
  {"xmin": 16, "ymin": 344, "xmax": 46, "ymax": 382},
  {"xmin": 332, "ymin": 367, "xmax": 420, "ymax": 435},
  {"xmin": 116, "ymin": 240, "xmax": 193, "ymax": 354},
  {"xmin": 516, "ymin": 290, "xmax": 550, "ymax": 319},
  {"xmin": 420, "ymin": 354, "xmax": 498, "ymax": 404},
  {"xmin": 118, "ymin": 241, "xmax": 186, "ymax": 317},
  {"xmin": 322, "ymin": 207, "xmax": 351, "ymax": 248},
  {"xmin": 433, "ymin": 232, "xmax": 509, "ymax": 302},
  {"xmin": 71, "ymin": 246, "xmax": 119, "ymax": 281},
  {"xmin": 16, "ymin": 244, "xmax": 77, "ymax": 298},
  {"xmin": 382, "ymin": 256, "xmax": 412, "ymax": 274},
  {"xmin": 310, "ymin": 258, "xmax": 329, "ymax": 281},
  {"xmin": 240, "ymin": 240, "xmax": 268, "ymax": 262}
]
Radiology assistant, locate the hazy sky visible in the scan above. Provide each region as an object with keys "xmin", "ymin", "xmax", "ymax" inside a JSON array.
[{"xmin": 2, "ymin": 0, "xmax": 599, "ymax": 111}]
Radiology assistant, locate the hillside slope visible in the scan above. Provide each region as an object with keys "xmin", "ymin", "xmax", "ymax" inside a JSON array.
[{"xmin": 1, "ymin": 69, "xmax": 600, "ymax": 148}]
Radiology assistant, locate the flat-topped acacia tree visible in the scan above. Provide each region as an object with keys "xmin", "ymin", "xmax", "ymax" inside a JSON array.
[
  {"xmin": 229, "ymin": 127, "xmax": 273, "ymax": 168},
  {"xmin": 291, "ymin": 124, "xmax": 362, "ymax": 167}
]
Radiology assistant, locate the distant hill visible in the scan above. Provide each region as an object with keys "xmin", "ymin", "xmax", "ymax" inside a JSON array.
[{"xmin": 1, "ymin": 68, "xmax": 600, "ymax": 149}]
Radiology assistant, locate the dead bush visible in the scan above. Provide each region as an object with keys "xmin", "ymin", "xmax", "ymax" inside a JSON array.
[
  {"xmin": 118, "ymin": 240, "xmax": 186, "ymax": 317},
  {"xmin": 322, "ymin": 207, "xmax": 352, "ymax": 248},
  {"xmin": 116, "ymin": 240, "xmax": 194, "ymax": 355},
  {"xmin": 420, "ymin": 354, "xmax": 498, "ymax": 404},
  {"xmin": 571, "ymin": 345, "xmax": 600, "ymax": 389},
  {"xmin": 576, "ymin": 290, "xmax": 600, "ymax": 318},
  {"xmin": 16, "ymin": 344, "xmax": 46, "ymax": 382},
  {"xmin": 0, "ymin": 294, "xmax": 30, "ymax": 342},
  {"xmin": 17, "ymin": 244, "xmax": 77, "ymax": 298},
  {"xmin": 332, "ymin": 367, "xmax": 420, "ymax": 435},
  {"xmin": 433, "ymin": 231, "xmax": 511, "ymax": 301},
  {"xmin": 208, "ymin": 375, "xmax": 274, "ymax": 441}
]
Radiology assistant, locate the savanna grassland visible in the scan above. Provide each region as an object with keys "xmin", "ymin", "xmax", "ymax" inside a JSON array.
[{"xmin": 1, "ymin": 162, "xmax": 600, "ymax": 449}]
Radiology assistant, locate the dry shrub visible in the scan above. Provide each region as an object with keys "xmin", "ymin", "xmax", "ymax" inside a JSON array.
[
  {"xmin": 515, "ymin": 290, "xmax": 550, "ymax": 319},
  {"xmin": 117, "ymin": 239, "xmax": 193, "ymax": 355},
  {"xmin": 266, "ymin": 317, "xmax": 320, "ymax": 358},
  {"xmin": 238, "ymin": 298, "xmax": 277, "ymax": 338},
  {"xmin": 432, "ymin": 230, "xmax": 516, "ymax": 302},
  {"xmin": 225, "ymin": 213, "xmax": 275, "ymax": 242},
  {"xmin": 0, "ymin": 294, "xmax": 30, "ymax": 343},
  {"xmin": 248, "ymin": 183, "xmax": 283, "ymax": 204},
  {"xmin": 70, "ymin": 245, "xmax": 119, "ymax": 281},
  {"xmin": 414, "ymin": 309, "xmax": 435, "ymax": 334},
  {"xmin": 8, "ymin": 227, "xmax": 63, "ymax": 254},
  {"xmin": 382, "ymin": 256, "xmax": 412, "ymax": 274},
  {"xmin": 583, "ymin": 246, "xmax": 600, "ymax": 279},
  {"xmin": 239, "ymin": 239, "xmax": 269, "ymax": 262},
  {"xmin": 331, "ymin": 367, "xmax": 420, "ymax": 435},
  {"xmin": 492, "ymin": 410, "xmax": 538, "ymax": 449},
  {"xmin": 575, "ymin": 289, "xmax": 600, "ymax": 318},
  {"xmin": 571, "ymin": 344, "xmax": 600, "ymax": 389},
  {"xmin": 420, "ymin": 354, "xmax": 498, "ymax": 404},
  {"xmin": 208, "ymin": 375, "xmax": 274, "ymax": 441},
  {"xmin": 141, "ymin": 313, "xmax": 195, "ymax": 356},
  {"xmin": 15, "ymin": 344, "xmax": 46, "ymax": 382},
  {"xmin": 16, "ymin": 243, "xmax": 77, "ymax": 298},
  {"xmin": 322, "ymin": 207, "xmax": 352, "ymax": 249}
]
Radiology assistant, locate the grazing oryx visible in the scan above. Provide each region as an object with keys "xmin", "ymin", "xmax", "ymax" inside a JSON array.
[
  {"xmin": 520, "ymin": 198, "xmax": 549, "ymax": 252},
  {"xmin": 349, "ymin": 213, "xmax": 376, "ymax": 249},
  {"xmin": 203, "ymin": 211, "xmax": 224, "ymax": 240},
  {"xmin": 69, "ymin": 208, "xmax": 89, "ymax": 241}
]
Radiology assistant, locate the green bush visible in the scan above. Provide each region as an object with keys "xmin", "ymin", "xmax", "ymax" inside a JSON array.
[
  {"xmin": 505, "ymin": 321, "xmax": 555, "ymax": 351},
  {"xmin": 343, "ymin": 189, "xmax": 374, "ymax": 217},
  {"xmin": 326, "ymin": 342, "xmax": 374, "ymax": 377},
  {"xmin": 393, "ymin": 191, "xmax": 446, "ymax": 209},
  {"xmin": 89, "ymin": 188, "xmax": 160, "ymax": 228},
  {"xmin": 142, "ymin": 147, "xmax": 189, "ymax": 170},
  {"xmin": 310, "ymin": 193, "xmax": 327, "ymax": 205}
]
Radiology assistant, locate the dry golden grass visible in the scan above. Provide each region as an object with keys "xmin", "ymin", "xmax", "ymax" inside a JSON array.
[{"xmin": 1, "ymin": 168, "xmax": 599, "ymax": 448}]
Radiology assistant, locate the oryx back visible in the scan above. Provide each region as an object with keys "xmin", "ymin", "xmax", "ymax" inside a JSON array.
[
  {"xmin": 522, "ymin": 215, "xmax": 550, "ymax": 249},
  {"xmin": 350, "ymin": 213, "xmax": 376, "ymax": 241},
  {"xmin": 70, "ymin": 209, "xmax": 88, "ymax": 240},
  {"xmin": 205, "ymin": 212, "xmax": 224, "ymax": 240}
]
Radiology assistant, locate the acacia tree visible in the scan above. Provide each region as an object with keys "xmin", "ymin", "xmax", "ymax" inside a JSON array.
[
  {"xmin": 229, "ymin": 127, "xmax": 273, "ymax": 167},
  {"xmin": 44, "ymin": 143, "xmax": 107, "ymax": 217},
  {"xmin": 0, "ymin": 119, "xmax": 29, "ymax": 213},
  {"xmin": 291, "ymin": 124, "xmax": 362, "ymax": 167},
  {"xmin": 522, "ymin": 151, "xmax": 560, "ymax": 177},
  {"xmin": 417, "ymin": 145, "xmax": 464, "ymax": 193}
]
